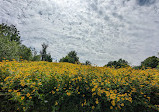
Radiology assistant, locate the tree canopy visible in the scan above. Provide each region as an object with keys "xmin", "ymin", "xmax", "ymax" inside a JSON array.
[
  {"xmin": 0, "ymin": 23, "xmax": 33, "ymax": 61},
  {"xmin": 85, "ymin": 60, "xmax": 91, "ymax": 65},
  {"xmin": 59, "ymin": 51, "xmax": 79, "ymax": 64},
  {"xmin": 105, "ymin": 58, "xmax": 129, "ymax": 68},
  {"xmin": 0, "ymin": 23, "xmax": 20, "ymax": 44},
  {"xmin": 40, "ymin": 43, "xmax": 52, "ymax": 62},
  {"xmin": 141, "ymin": 56, "xmax": 159, "ymax": 69}
]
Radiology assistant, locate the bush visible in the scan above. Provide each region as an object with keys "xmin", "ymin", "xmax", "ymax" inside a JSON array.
[
  {"xmin": 0, "ymin": 37, "xmax": 19, "ymax": 61},
  {"xmin": 105, "ymin": 58, "xmax": 129, "ymax": 68},
  {"xmin": 0, "ymin": 61, "xmax": 158, "ymax": 112},
  {"xmin": 141, "ymin": 56, "xmax": 159, "ymax": 69},
  {"xmin": 60, "ymin": 51, "xmax": 79, "ymax": 64},
  {"xmin": 0, "ymin": 23, "xmax": 34, "ymax": 61}
]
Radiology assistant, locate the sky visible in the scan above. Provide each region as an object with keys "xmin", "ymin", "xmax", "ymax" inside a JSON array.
[{"xmin": 0, "ymin": 0, "xmax": 159, "ymax": 66}]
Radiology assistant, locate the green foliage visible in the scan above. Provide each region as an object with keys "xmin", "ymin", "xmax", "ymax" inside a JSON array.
[
  {"xmin": 0, "ymin": 37, "xmax": 19, "ymax": 61},
  {"xmin": 85, "ymin": 60, "xmax": 91, "ymax": 65},
  {"xmin": 31, "ymin": 48, "xmax": 41, "ymax": 61},
  {"xmin": 0, "ymin": 23, "xmax": 20, "ymax": 44},
  {"xmin": 0, "ymin": 62, "xmax": 159, "ymax": 112},
  {"xmin": 59, "ymin": 51, "xmax": 79, "ymax": 64},
  {"xmin": 0, "ymin": 23, "xmax": 36, "ymax": 62},
  {"xmin": 141, "ymin": 56, "xmax": 159, "ymax": 69},
  {"xmin": 132, "ymin": 66, "xmax": 142, "ymax": 70},
  {"xmin": 81, "ymin": 60, "xmax": 92, "ymax": 65},
  {"xmin": 32, "ymin": 55, "xmax": 41, "ymax": 61},
  {"xmin": 18, "ymin": 45, "xmax": 33, "ymax": 61},
  {"xmin": 40, "ymin": 43, "xmax": 52, "ymax": 62},
  {"xmin": 105, "ymin": 58, "xmax": 129, "ymax": 68}
]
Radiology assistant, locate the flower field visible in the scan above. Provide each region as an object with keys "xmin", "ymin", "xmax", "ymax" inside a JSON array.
[{"xmin": 0, "ymin": 60, "xmax": 159, "ymax": 112}]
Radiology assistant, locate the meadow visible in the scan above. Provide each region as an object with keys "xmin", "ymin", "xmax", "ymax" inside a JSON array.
[{"xmin": 0, "ymin": 60, "xmax": 159, "ymax": 112}]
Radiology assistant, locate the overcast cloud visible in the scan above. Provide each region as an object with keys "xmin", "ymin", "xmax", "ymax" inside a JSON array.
[{"xmin": 0, "ymin": 0, "xmax": 159, "ymax": 66}]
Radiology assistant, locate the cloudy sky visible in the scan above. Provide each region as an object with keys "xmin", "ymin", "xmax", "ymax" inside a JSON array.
[{"xmin": 0, "ymin": 0, "xmax": 159, "ymax": 66}]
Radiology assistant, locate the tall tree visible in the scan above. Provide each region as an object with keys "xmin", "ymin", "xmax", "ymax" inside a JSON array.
[
  {"xmin": 60, "ymin": 51, "xmax": 79, "ymax": 64},
  {"xmin": 0, "ymin": 23, "xmax": 33, "ymax": 61},
  {"xmin": 105, "ymin": 58, "xmax": 129, "ymax": 68},
  {"xmin": 40, "ymin": 43, "xmax": 52, "ymax": 62},
  {"xmin": 0, "ymin": 37, "xmax": 19, "ymax": 61},
  {"xmin": 0, "ymin": 23, "xmax": 20, "ymax": 43},
  {"xmin": 40, "ymin": 43, "xmax": 48, "ymax": 61},
  {"xmin": 141, "ymin": 56, "xmax": 159, "ymax": 68},
  {"xmin": 31, "ymin": 48, "xmax": 41, "ymax": 61},
  {"xmin": 18, "ymin": 45, "xmax": 32, "ymax": 61},
  {"xmin": 84, "ymin": 60, "xmax": 91, "ymax": 65}
]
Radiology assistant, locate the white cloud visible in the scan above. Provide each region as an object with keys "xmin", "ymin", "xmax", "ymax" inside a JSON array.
[{"xmin": 0, "ymin": 0, "xmax": 159, "ymax": 66}]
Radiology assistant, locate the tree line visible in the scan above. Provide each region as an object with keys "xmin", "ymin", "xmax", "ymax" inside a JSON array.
[
  {"xmin": 1, "ymin": 23, "xmax": 159, "ymax": 69},
  {"xmin": 0, "ymin": 23, "xmax": 52, "ymax": 62}
]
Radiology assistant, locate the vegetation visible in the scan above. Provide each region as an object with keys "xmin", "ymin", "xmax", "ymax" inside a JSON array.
[
  {"xmin": 141, "ymin": 56, "xmax": 159, "ymax": 69},
  {"xmin": 0, "ymin": 61, "xmax": 158, "ymax": 112},
  {"xmin": 0, "ymin": 23, "xmax": 32, "ymax": 61},
  {"xmin": 0, "ymin": 23, "xmax": 20, "ymax": 43},
  {"xmin": 18, "ymin": 45, "xmax": 33, "ymax": 61},
  {"xmin": 105, "ymin": 58, "xmax": 129, "ymax": 68},
  {"xmin": 0, "ymin": 37, "xmax": 19, "ymax": 61},
  {"xmin": 84, "ymin": 60, "xmax": 92, "ymax": 65},
  {"xmin": 31, "ymin": 48, "xmax": 41, "ymax": 61},
  {"xmin": 40, "ymin": 43, "xmax": 52, "ymax": 62},
  {"xmin": 0, "ymin": 23, "xmax": 53, "ymax": 62},
  {"xmin": 59, "ymin": 51, "xmax": 79, "ymax": 64},
  {"xmin": 1, "ymin": 23, "xmax": 159, "ymax": 112}
]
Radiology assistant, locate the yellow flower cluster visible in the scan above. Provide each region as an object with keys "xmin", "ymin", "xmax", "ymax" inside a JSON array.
[{"xmin": 0, "ymin": 60, "xmax": 159, "ymax": 111}]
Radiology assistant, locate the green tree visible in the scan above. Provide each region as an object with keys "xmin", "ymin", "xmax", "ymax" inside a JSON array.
[
  {"xmin": 0, "ymin": 23, "xmax": 20, "ymax": 43},
  {"xmin": 84, "ymin": 60, "xmax": 91, "ymax": 65},
  {"xmin": 46, "ymin": 53, "xmax": 52, "ymax": 62},
  {"xmin": 31, "ymin": 48, "xmax": 41, "ymax": 61},
  {"xmin": 40, "ymin": 43, "xmax": 48, "ymax": 61},
  {"xmin": 105, "ymin": 58, "xmax": 129, "ymax": 68},
  {"xmin": 0, "ymin": 23, "xmax": 35, "ymax": 61},
  {"xmin": 32, "ymin": 55, "xmax": 41, "ymax": 61},
  {"xmin": 132, "ymin": 66, "xmax": 142, "ymax": 70},
  {"xmin": 59, "ymin": 51, "xmax": 79, "ymax": 64},
  {"xmin": 0, "ymin": 37, "xmax": 19, "ymax": 61},
  {"xmin": 141, "ymin": 56, "xmax": 159, "ymax": 68},
  {"xmin": 40, "ymin": 43, "xmax": 52, "ymax": 62},
  {"xmin": 18, "ymin": 45, "xmax": 32, "ymax": 61}
]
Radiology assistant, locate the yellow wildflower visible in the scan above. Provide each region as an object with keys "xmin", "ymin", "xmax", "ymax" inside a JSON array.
[
  {"xmin": 17, "ymin": 92, "xmax": 21, "ymax": 96},
  {"xmin": 92, "ymin": 106, "xmax": 95, "ymax": 109},
  {"xmin": 21, "ymin": 96, "xmax": 25, "ymax": 100},
  {"xmin": 95, "ymin": 98, "xmax": 99, "ymax": 104},
  {"xmin": 121, "ymin": 103, "xmax": 124, "ymax": 107},
  {"xmin": 110, "ymin": 106, "xmax": 113, "ymax": 109},
  {"xmin": 29, "ymin": 96, "xmax": 32, "ymax": 99},
  {"xmin": 111, "ymin": 100, "xmax": 115, "ymax": 106},
  {"xmin": 8, "ymin": 89, "xmax": 12, "ymax": 92},
  {"xmin": 66, "ymin": 92, "xmax": 71, "ymax": 96},
  {"xmin": 26, "ymin": 93, "xmax": 30, "ymax": 97}
]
